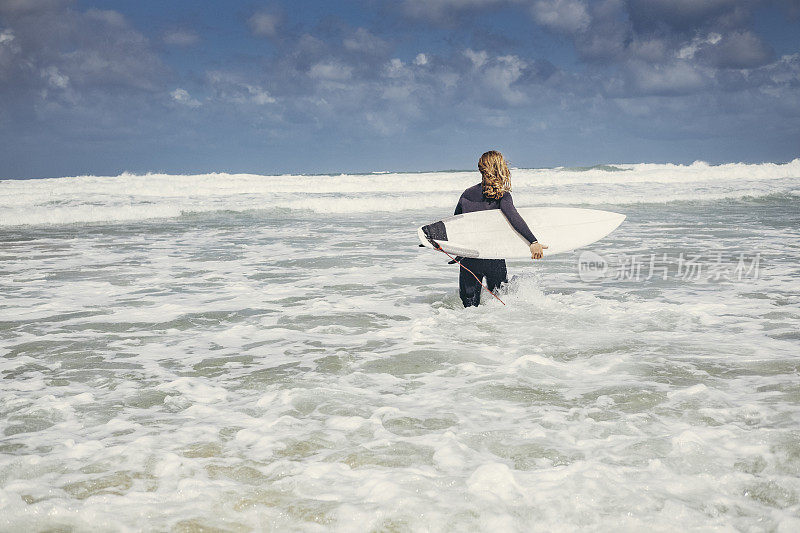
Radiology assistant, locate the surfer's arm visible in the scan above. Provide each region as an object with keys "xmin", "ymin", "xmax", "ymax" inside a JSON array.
[
  {"xmin": 454, "ymin": 198, "xmax": 463, "ymax": 216},
  {"xmin": 499, "ymin": 194, "xmax": 537, "ymax": 244}
]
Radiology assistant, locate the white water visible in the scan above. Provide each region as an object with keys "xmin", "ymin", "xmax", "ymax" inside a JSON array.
[
  {"xmin": 1, "ymin": 159, "xmax": 798, "ymax": 226},
  {"xmin": 1, "ymin": 161, "xmax": 799, "ymax": 531}
]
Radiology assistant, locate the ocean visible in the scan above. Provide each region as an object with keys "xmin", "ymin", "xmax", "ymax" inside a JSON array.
[{"xmin": 1, "ymin": 161, "xmax": 799, "ymax": 531}]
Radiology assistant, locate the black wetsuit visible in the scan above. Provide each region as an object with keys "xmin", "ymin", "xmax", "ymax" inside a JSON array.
[{"xmin": 454, "ymin": 184, "xmax": 537, "ymax": 307}]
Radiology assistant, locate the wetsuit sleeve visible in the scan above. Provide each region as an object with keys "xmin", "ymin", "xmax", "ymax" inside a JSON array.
[
  {"xmin": 499, "ymin": 193, "xmax": 537, "ymax": 244},
  {"xmin": 454, "ymin": 197, "xmax": 463, "ymax": 216}
]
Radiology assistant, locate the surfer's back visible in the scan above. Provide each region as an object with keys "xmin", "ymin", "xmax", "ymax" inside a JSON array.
[
  {"xmin": 455, "ymin": 183, "xmax": 497, "ymax": 214},
  {"xmin": 455, "ymin": 184, "xmax": 537, "ymax": 245}
]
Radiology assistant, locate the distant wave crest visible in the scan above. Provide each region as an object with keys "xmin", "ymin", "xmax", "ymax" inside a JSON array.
[{"xmin": 1, "ymin": 160, "xmax": 798, "ymax": 226}]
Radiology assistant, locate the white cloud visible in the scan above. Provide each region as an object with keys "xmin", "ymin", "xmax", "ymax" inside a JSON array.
[
  {"xmin": 163, "ymin": 30, "xmax": 199, "ymax": 47},
  {"xmin": 0, "ymin": 28, "xmax": 17, "ymax": 77},
  {"xmin": 531, "ymin": 0, "xmax": 590, "ymax": 34},
  {"xmin": 414, "ymin": 53, "xmax": 428, "ymax": 66},
  {"xmin": 765, "ymin": 53, "xmax": 800, "ymax": 86},
  {"xmin": 343, "ymin": 28, "xmax": 387, "ymax": 54},
  {"xmin": 309, "ymin": 62, "xmax": 353, "ymax": 80},
  {"xmin": 4, "ymin": 6, "xmax": 166, "ymax": 93},
  {"xmin": 244, "ymin": 85, "xmax": 275, "ymax": 105},
  {"xmin": 42, "ymin": 66, "xmax": 69, "ymax": 88},
  {"xmin": 206, "ymin": 72, "xmax": 275, "ymax": 105},
  {"xmin": 385, "ymin": 58, "xmax": 408, "ymax": 78},
  {"xmin": 485, "ymin": 55, "xmax": 528, "ymax": 104},
  {"xmin": 677, "ymin": 33, "xmax": 722, "ymax": 60},
  {"xmin": 171, "ymin": 88, "xmax": 201, "ymax": 107},
  {"xmin": 248, "ymin": 12, "xmax": 279, "ymax": 38},
  {"xmin": 464, "ymin": 49, "xmax": 488, "ymax": 69}
]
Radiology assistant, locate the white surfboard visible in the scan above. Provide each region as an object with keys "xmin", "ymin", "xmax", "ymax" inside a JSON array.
[{"xmin": 417, "ymin": 207, "xmax": 625, "ymax": 259}]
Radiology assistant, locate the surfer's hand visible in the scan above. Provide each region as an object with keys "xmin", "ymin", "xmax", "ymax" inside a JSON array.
[{"xmin": 530, "ymin": 242, "xmax": 547, "ymax": 259}]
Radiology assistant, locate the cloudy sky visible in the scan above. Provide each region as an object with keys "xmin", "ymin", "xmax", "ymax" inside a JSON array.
[{"xmin": 1, "ymin": 0, "xmax": 799, "ymax": 177}]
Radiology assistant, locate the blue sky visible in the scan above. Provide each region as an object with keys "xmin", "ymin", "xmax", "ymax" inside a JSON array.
[{"xmin": 1, "ymin": 0, "xmax": 798, "ymax": 177}]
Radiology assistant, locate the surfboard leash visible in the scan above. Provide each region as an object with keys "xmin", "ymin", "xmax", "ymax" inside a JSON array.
[{"xmin": 430, "ymin": 243, "xmax": 506, "ymax": 306}]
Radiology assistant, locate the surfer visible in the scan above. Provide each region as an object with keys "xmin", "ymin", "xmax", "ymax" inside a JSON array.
[{"xmin": 454, "ymin": 150, "xmax": 546, "ymax": 307}]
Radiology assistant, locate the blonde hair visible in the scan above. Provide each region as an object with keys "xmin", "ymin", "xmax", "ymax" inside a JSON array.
[{"xmin": 478, "ymin": 150, "xmax": 512, "ymax": 199}]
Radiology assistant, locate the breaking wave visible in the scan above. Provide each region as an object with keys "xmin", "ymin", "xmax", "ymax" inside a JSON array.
[{"xmin": 1, "ymin": 159, "xmax": 798, "ymax": 226}]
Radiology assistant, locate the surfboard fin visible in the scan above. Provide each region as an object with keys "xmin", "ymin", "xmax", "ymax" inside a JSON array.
[{"xmin": 421, "ymin": 221, "xmax": 448, "ymax": 242}]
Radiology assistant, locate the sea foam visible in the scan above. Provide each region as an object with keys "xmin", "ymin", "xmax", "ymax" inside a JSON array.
[
  {"xmin": 1, "ymin": 164, "xmax": 799, "ymax": 530},
  {"xmin": 1, "ymin": 159, "xmax": 798, "ymax": 226}
]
